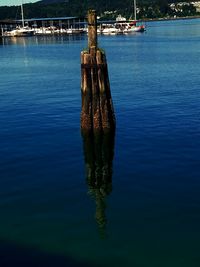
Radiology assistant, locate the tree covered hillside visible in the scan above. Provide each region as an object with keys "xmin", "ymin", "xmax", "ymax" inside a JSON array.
[{"xmin": 0, "ymin": 0, "xmax": 198, "ymax": 21}]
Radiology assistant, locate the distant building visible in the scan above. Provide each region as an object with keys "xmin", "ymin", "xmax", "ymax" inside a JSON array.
[
  {"xmin": 116, "ymin": 15, "xmax": 126, "ymax": 22},
  {"xmin": 191, "ymin": 1, "xmax": 200, "ymax": 12},
  {"xmin": 170, "ymin": 2, "xmax": 198, "ymax": 13}
]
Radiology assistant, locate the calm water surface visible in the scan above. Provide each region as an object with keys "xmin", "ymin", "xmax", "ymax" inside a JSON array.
[{"xmin": 0, "ymin": 19, "xmax": 200, "ymax": 267}]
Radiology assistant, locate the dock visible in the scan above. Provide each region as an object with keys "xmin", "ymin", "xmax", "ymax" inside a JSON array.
[{"xmin": 0, "ymin": 15, "xmax": 145, "ymax": 37}]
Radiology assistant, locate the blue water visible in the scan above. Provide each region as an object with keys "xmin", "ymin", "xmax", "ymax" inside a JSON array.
[{"xmin": 0, "ymin": 19, "xmax": 200, "ymax": 266}]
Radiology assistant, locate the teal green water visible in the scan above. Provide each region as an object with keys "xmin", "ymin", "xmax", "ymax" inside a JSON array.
[{"xmin": 0, "ymin": 19, "xmax": 200, "ymax": 266}]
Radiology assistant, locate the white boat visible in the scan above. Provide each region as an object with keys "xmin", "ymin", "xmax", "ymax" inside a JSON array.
[
  {"xmin": 4, "ymin": 1, "xmax": 34, "ymax": 37},
  {"xmin": 114, "ymin": 1, "xmax": 145, "ymax": 34},
  {"xmin": 5, "ymin": 26, "xmax": 34, "ymax": 37},
  {"xmin": 124, "ymin": 21, "xmax": 145, "ymax": 33},
  {"xmin": 115, "ymin": 20, "xmax": 145, "ymax": 34},
  {"xmin": 66, "ymin": 28, "xmax": 73, "ymax": 34},
  {"xmin": 101, "ymin": 24, "xmax": 119, "ymax": 35},
  {"xmin": 124, "ymin": 0, "xmax": 145, "ymax": 33}
]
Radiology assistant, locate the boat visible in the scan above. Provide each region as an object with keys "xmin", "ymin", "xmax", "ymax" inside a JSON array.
[
  {"xmin": 101, "ymin": 24, "xmax": 120, "ymax": 35},
  {"xmin": 3, "ymin": 1, "xmax": 34, "ymax": 37},
  {"xmin": 5, "ymin": 26, "xmax": 35, "ymax": 37},
  {"xmin": 114, "ymin": 1, "xmax": 145, "ymax": 34},
  {"xmin": 125, "ymin": 0, "xmax": 145, "ymax": 33},
  {"xmin": 115, "ymin": 20, "xmax": 145, "ymax": 34},
  {"xmin": 125, "ymin": 21, "xmax": 145, "ymax": 33}
]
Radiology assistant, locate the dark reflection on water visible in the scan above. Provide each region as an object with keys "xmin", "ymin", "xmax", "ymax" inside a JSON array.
[{"xmin": 82, "ymin": 131, "xmax": 115, "ymax": 237}]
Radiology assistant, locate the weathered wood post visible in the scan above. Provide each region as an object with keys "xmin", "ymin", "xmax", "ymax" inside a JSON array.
[
  {"xmin": 81, "ymin": 10, "xmax": 116, "ymax": 237},
  {"xmin": 88, "ymin": 10, "xmax": 97, "ymax": 55},
  {"xmin": 81, "ymin": 10, "xmax": 115, "ymax": 133}
]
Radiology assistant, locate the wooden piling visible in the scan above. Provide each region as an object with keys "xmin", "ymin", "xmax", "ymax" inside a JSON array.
[
  {"xmin": 81, "ymin": 10, "xmax": 115, "ymax": 134},
  {"xmin": 88, "ymin": 10, "xmax": 97, "ymax": 55}
]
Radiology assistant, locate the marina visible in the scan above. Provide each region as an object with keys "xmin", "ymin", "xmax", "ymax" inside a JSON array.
[
  {"xmin": 1, "ymin": 18, "xmax": 145, "ymax": 37},
  {"xmin": 0, "ymin": 0, "xmax": 145, "ymax": 37}
]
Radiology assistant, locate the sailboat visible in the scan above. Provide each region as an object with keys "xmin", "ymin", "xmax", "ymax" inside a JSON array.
[
  {"xmin": 128, "ymin": 0, "xmax": 145, "ymax": 33},
  {"xmin": 5, "ymin": 1, "xmax": 34, "ymax": 37}
]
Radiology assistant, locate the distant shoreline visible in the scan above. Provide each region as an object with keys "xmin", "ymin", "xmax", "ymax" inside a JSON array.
[
  {"xmin": 1, "ymin": 15, "xmax": 200, "ymax": 26},
  {"xmin": 140, "ymin": 15, "xmax": 200, "ymax": 23}
]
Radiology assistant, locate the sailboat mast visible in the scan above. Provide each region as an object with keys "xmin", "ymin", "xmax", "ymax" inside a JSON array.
[
  {"xmin": 134, "ymin": 0, "xmax": 137, "ymax": 21},
  {"xmin": 21, "ymin": 1, "xmax": 25, "ymax": 28}
]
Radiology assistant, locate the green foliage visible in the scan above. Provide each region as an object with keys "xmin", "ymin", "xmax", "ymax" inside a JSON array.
[{"xmin": 0, "ymin": 0, "xmax": 198, "ymax": 20}]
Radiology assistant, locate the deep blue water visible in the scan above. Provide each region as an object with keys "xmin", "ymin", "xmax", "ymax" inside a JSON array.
[{"xmin": 0, "ymin": 19, "xmax": 200, "ymax": 267}]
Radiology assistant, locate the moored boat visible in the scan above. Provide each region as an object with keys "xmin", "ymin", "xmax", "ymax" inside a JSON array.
[
  {"xmin": 125, "ymin": 21, "xmax": 145, "ymax": 33},
  {"xmin": 3, "ymin": 1, "xmax": 34, "ymax": 37},
  {"xmin": 131, "ymin": 0, "xmax": 146, "ymax": 32},
  {"xmin": 4, "ymin": 26, "xmax": 34, "ymax": 37},
  {"xmin": 114, "ymin": 0, "xmax": 145, "ymax": 34},
  {"xmin": 101, "ymin": 24, "xmax": 120, "ymax": 35}
]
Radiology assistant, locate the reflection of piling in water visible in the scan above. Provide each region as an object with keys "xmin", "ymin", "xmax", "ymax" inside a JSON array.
[
  {"xmin": 82, "ymin": 131, "xmax": 115, "ymax": 236},
  {"xmin": 81, "ymin": 10, "xmax": 115, "ymax": 133},
  {"xmin": 81, "ymin": 10, "xmax": 116, "ymax": 237}
]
